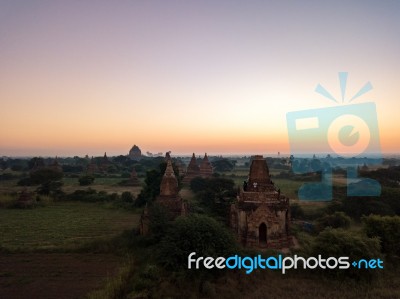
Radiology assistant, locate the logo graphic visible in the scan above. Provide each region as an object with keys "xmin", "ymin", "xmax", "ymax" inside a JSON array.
[
  {"xmin": 188, "ymin": 252, "xmax": 384, "ymax": 275},
  {"xmin": 286, "ymin": 72, "xmax": 381, "ymax": 201}
]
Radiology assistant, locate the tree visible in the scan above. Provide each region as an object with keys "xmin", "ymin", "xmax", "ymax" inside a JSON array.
[
  {"xmin": 37, "ymin": 180, "xmax": 64, "ymax": 198},
  {"xmin": 190, "ymin": 177, "xmax": 236, "ymax": 220},
  {"xmin": 312, "ymin": 228, "xmax": 382, "ymax": 279},
  {"xmin": 113, "ymin": 155, "xmax": 130, "ymax": 164},
  {"xmin": 363, "ymin": 215, "xmax": 400, "ymax": 256},
  {"xmin": 315, "ymin": 212, "xmax": 351, "ymax": 232},
  {"xmin": 190, "ymin": 177, "xmax": 208, "ymax": 193},
  {"xmin": 30, "ymin": 168, "xmax": 63, "ymax": 185},
  {"xmin": 28, "ymin": 157, "xmax": 45, "ymax": 170},
  {"xmin": 8, "ymin": 158, "xmax": 28, "ymax": 171},
  {"xmin": 0, "ymin": 158, "xmax": 8, "ymax": 170},
  {"xmin": 290, "ymin": 203, "xmax": 305, "ymax": 219},
  {"xmin": 310, "ymin": 158, "xmax": 322, "ymax": 172},
  {"xmin": 79, "ymin": 175, "xmax": 95, "ymax": 186},
  {"xmin": 158, "ymin": 214, "xmax": 237, "ymax": 271},
  {"xmin": 121, "ymin": 191, "xmax": 134, "ymax": 203},
  {"xmin": 211, "ymin": 159, "xmax": 234, "ymax": 172}
]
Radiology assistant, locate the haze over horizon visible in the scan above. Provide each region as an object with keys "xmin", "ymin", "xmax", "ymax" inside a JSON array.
[{"xmin": 1, "ymin": 1, "xmax": 399, "ymax": 157}]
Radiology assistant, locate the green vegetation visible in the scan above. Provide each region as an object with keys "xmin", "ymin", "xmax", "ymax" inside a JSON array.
[
  {"xmin": 158, "ymin": 214, "xmax": 237, "ymax": 271},
  {"xmin": 85, "ymin": 258, "xmax": 135, "ymax": 299},
  {"xmin": 211, "ymin": 158, "xmax": 235, "ymax": 172},
  {"xmin": 363, "ymin": 215, "xmax": 400, "ymax": 256},
  {"xmin": 190, "ymin": 176, "xmax": 236, "ymax": 219},
  {"xmin": 1, "ymin": 155, "xmax": 400, "ymax": 298},
  {"xmin": 311, "ymin": 228, "xmax": 382, "ymax": 279},
  {"xmin": 79, "ymin": 175, "xmax": 95, "ymax": 186},
  {"xmin": 315, "ymin": 211, "xmax": 351, "ymax": 232},
  {"xmin": 0, "ymin": 201, "xmax": 139, "ymax": 251}
]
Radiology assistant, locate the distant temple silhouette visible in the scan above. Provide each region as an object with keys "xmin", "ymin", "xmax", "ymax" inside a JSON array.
[
  {"xmin": 182, "ymin": 153, "xmax": 213, "ymax": 184},
  {"xmin": 139, "ymin": 153, "xmax": 188, "ymax": 235},
  {"xmin": 129, "ymin": 145, "xmax": 142, "ymax": 160}
]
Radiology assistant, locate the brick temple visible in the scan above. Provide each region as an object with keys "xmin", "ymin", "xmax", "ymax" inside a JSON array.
[
  {"xmin": 230, "ymin": 155, "xmax": 292, "ymax": 249},
  {"xmin": 139, "ymin": 155, "xmax": 188, "ymax": 235},
  {"xmin": 199, "ymin": 153, "xmax": 213, "ymax": 178},
  {"xmin": 182, "ymin": 153, "xmax": 213, "ymax": 184}
]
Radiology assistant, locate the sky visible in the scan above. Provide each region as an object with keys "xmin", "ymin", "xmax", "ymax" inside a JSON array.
[{"xmin": 0, "ymin": 0, "xmax": 399, "ymax": 157}]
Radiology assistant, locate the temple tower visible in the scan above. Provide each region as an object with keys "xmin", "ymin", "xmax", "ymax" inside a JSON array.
[
  {"xmin": 199, "ymin": 153, "xmax": 213, "ymax": 178},
  {"xmin": 230, "ymin": 155, "xmax": 292, "ymax": 249},
  {"xmin": 140, "ymin": 154, "xmax": 188, "ymax": 235},
  {"xmin": 129, "ymin": 145, "xmax": 142, "ymax": 160},
  {"xmin": 86, "ymin": 156, "xmax": 98, "ymax": 174},
  {"xmin": 159, "ymin": 159, "xmax": 179, "ymax": 198},
  {"xmin": 182, "ymin": 153, "xmax": 200, "ymax": 184},
  {"xmin": 130, "ymin": 167, "xmax": 140, "ymax": 186}
]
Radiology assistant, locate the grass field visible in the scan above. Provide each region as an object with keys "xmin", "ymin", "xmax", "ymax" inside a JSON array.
[
  {"xmin": 0, "ymin": 177, "xmax": 143, "ymax": 197},
  {"xmin": 0, "ymin": 201, "xmax": 139, "ymax": 251}
]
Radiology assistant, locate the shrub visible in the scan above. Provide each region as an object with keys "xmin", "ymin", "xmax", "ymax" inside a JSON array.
[
  {"xmin": 121, "ymin": 191, "xmax": 134, "ymax": 203},
  {"xmin": 158, "ymin": 214, "xmax": 237, "ymax": 271},
  {"xmin": 315, "ymin": 211, "xmax": 351, "ymax": 232},
  {"xmin": 17, "ymin": 177, "xmax": 32, "ymax": 186},
  {"xmin": 65, "ymin": 189, "xmax": 117, "ymax": 202},
  {"xmin": 290, "ymin": 203, "xmax": 305, "ymax": 219},
  {"xmin": 190, "ymin": 177, "xmax": 208, "ymax": 193},
  {"xmin": 30, "ymin": 168, "xmax": 63, "ymax": 185},
  {"xmin": 78, "ymin": 175, "xmax": 95, "ymax": 186},
  {"xmin": 190, "ymin": 177, "xmax": 236, "ymax": 220},
  {"xmin": 36, "ymin": 180, "xmax": 64, "ymax": 199},
  {"xmin": 311, "ymin": 228, "xmax": 382, "ymax": 279},
  {"xmin": 363, "ymin": 215, "xmax": 400, "ymax": 256}
]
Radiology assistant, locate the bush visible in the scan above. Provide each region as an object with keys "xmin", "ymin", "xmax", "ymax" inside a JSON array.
[
  {"xmin": 30, "ymin": 168, "xmax": 63, "ymax": 185},
  {"xmin": 65, "ymin": 189, "xmax": 117, "ymax": 202},
  {"xmin": 315, "ymin": 212, "xmax": 351, "ymax": 232},
  {"xmin": 158, "ymin": 214, "xmax": 237, "ymax": 271},
  {"xmin": 121, "ymin": 171, "xmax": 131, "ymax": 178},
  {"xmin": 0, "ymin": 194, "xmax": 16, "ymax": 208},
  {"xmin": 17, "ymin": 177, "xmax": 32, "ymax": 186},
  {"xmin": 141, "ymin": 203, "xmax": 172, "ymax": 245},
  {"xmin": 190, "ymin": 177, "xmax": 236, "ymax": 220},
  {"xmin": 78, "ymin": 175, "xmax": 95, "ymax": 186},
  {"xmin": 363, "ymin": 215, "xmax": 400, "ymax": 256},
  {"xmin": 36, "ymin": 180, "xmax": 64, "ymax": 199},
  {"xmin": 121, "ymin": 191, "xmax": 134, "ymax": 203},
  {"xmin": 290, "ymin": 203, "xmax": 305, "ymax": 219},
  {"xmin": 311, "ymin": 228, "xmax": 382, "ymax": 279},
  {"xmin": 190, "ymin": 177, "xmax": 208, "ymax": 193}
]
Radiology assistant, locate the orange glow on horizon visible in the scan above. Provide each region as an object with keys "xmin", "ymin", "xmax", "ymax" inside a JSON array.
[{"xmin": 1, "ymin": 2, "xmax": 399, "ymax": 157}]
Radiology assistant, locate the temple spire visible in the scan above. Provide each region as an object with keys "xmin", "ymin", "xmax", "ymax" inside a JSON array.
[
  {"xmin": 200, "ymin": 153, "xmax": 213, "ymax": 178},
  {"xmin": 164, "ymin": 159, "xmax": 176, "ymax": 178},
  {"xmin": 183, "ymin": 153, "xmax": 200, "ymax": 184},
  {"xmin": 159, "ymin": 155, "xmax": 178, "ymax": 196}
]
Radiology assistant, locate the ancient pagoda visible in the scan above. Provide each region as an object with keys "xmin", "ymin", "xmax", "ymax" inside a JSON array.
[
  {"xmin": 157, "ymin": 158, "xmax": 187, "ymax": 217},
  {"xmin": 128, "ymin": 145, "xmax": 142, "ymax": 160},
  {"xmin": 182, "ymin": 153, "xmax": 200, "ymax": 184},
  {"xmin": 199, "ymin": 153, "xmax": 213, "ymax": 178},
  {"xmin": 129, "ymin": 167, "xmax": 140, "ymax": 186},
  {"xmin": 86, "ymin": 156, "xmax": 98, "ymax": 174},
  {"xmin": 230, "ymin": 155, "xmax": 292, "ymax": 249},
  {"xmin": 139, "ymin": 155, "xmax": 188, "ymax": 235},
  {"xmin": 99, "ymin": 152, "xmax": 111, "ymax": 172},
  {"xmin": 49, "ymin": 156, "xmax": 63, "ymax": 172}
]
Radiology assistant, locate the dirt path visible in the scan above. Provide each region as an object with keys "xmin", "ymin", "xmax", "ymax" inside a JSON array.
[{"xmin": 0, "ymin": 253, "xmax": 122, "ymax": 299}]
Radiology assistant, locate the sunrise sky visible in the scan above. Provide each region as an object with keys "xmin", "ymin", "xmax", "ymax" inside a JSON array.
[{"xmin": 1, "ymin": 0, "xmax": 399, "ymax": 157}]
